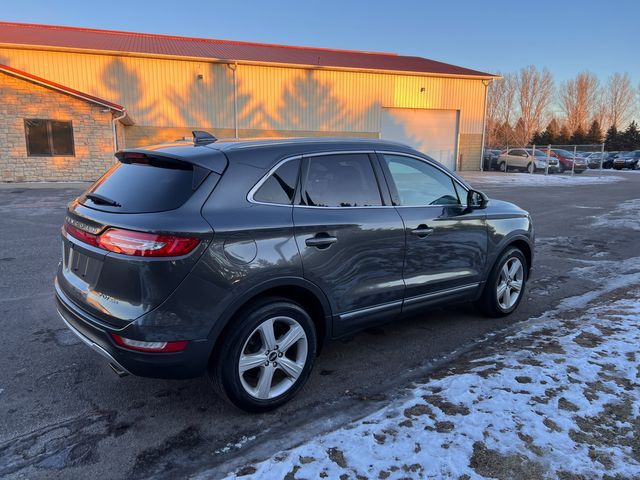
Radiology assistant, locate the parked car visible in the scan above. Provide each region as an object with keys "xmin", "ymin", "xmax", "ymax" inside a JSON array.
[
  {"xmin": 547, "ymin": 149, "xmax": 587, "ymax": 173},
  {"xmin": 586, "ymin": 151, "xmax": 618, "ymax": 169},
  {"xmin": 497, "ymin": 148, "xmax": 559, "ymax": 173},
  {"xmin": 483, "ymin": 148, "xmax": 502, "ymax": 171},
  {"xmin": 612, "ymin": 150, "xmax": 640, "ymax": 170},
  {"xmin": 54, "ymin": 135, "xmax": 534, "ymax": 412}
]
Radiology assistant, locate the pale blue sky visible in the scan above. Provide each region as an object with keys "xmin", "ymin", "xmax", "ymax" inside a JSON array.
[{"xmin": 3, "ymin": 0, "xmax": 639, "ymax": 86}]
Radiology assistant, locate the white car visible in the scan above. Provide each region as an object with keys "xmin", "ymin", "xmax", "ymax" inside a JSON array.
[{"xmin": 497, "ymin": 148, "xmax": 559, "ymax": 173}]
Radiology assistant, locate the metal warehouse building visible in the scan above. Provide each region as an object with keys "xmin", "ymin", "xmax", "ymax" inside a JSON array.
[{"xmin": 0, "ymin": 22, "xmax": 497, "ymax": 182}]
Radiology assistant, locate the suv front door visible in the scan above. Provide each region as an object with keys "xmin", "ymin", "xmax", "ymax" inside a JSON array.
[
  {"xmin": 293, "ymin": 152, "xmax": 406, "ymax": 335},
  {"xmin": 377, "ymin": 152, "xmax": 487, "ymax": 314}
]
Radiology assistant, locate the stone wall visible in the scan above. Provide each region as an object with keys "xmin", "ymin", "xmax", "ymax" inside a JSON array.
[{"xmin": 0, "ymin": 72, "xmax": 117, "ymax": 182}]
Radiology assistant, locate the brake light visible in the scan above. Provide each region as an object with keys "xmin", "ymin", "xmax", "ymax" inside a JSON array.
[
  {"xmin": 98, "ymin": 229, "xmax": 200, "ymax": 256},
  {"xmin": 110, "ymin": 334, "xmax": 188, "ymax": 353},
  {"xmin": 63, "ymin": 222, "xmax": 100, "ymax": 248},
  {"xmin": 63, "ymin": 222, "xmax": 199, "ymax": 257}
]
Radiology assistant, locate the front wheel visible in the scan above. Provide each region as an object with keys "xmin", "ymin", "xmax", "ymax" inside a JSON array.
[
  {"xmin": 476, "ymin": 247, "xmax": 528, "ymax": 317},
  {"xmin": 210, "ymin": 298, "xmax": 317, "ymax": 412},
  {"xmin": 499, "ymin": 162, "xmax": 507, "ymax": 173}
]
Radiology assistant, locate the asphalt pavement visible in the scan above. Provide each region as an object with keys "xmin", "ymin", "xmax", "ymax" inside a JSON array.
[{"xmin": 0, "ymin": 171, "xmax": 638, "ymax": 479}]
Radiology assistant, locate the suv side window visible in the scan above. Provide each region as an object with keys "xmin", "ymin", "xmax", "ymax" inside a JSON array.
[
  {"xmin": 253, "ymin": 158, "xmax": 300, "ymax": 205},
  {"xmin": 509, "ymin": 149, "xmax": 525, "ymax": 157},
  {"xmin": 382, "ymin": 154, "xmax": 460, "ymax": 206},
  {"xmin": 302, "ymin": 154, "xmax": 382, "ymax": 207}
]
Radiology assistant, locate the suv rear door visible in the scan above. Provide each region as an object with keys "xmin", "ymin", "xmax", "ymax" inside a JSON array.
[{"xmin": 292, "ymin": 151, "xmax": 406, "ymax": 335}]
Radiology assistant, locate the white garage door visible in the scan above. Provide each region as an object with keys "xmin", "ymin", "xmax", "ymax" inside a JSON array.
[{"xmin": 380, "ymin": 108, "xmax": 459, "ymax": 170}]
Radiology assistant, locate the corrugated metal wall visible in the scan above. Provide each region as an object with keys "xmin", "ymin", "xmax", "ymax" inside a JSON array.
[{"xmin": 0, "ymin": 47, "xmax": 485, "ymax": 135}]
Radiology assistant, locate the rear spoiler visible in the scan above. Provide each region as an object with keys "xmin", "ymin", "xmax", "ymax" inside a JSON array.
[{"xmin": 115, "ymin": 145, "xmax": 228, "ymax": 175}]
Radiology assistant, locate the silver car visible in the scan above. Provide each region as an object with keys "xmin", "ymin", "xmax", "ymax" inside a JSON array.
[{"xmin": 498, "ymin": 148, "xmax": 559, "ymax": 173}]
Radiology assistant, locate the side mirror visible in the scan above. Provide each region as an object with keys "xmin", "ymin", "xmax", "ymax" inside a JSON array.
[{"xmin": 467, "ymin": 189, "xmax": 489, "ymax": 209}]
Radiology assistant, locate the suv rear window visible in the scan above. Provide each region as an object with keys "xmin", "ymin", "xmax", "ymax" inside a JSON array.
[{"xmin": 81, "ymin": 155, "xmax": 209, "ymax": 213}]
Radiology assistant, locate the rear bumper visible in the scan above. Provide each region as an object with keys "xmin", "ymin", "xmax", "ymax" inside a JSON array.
[{"xmin": 55, "ymin": 280, "xmax": 211, "ymax": 379}]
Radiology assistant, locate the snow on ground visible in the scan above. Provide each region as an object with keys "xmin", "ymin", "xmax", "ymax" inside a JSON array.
[
  {"xmin": 460, "ymin": 171, "xmax": 626, "ymax": 187},
  {"xmin": 591, "ymin": 198, "xmax": 640, "ymax": 231},
  {"xmin": 223, "ymin": 289, "xmax": 640, "ymax": 480}
]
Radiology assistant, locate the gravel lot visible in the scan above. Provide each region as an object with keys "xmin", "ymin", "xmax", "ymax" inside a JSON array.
[{"xmin": 0, "ymin": 170, "xmax": 639, "ymax": 479}]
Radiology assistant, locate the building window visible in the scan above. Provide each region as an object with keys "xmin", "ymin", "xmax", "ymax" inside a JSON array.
[{"xmin": 24, "ymin": 119, "xmax": 75, "ymax": 156}]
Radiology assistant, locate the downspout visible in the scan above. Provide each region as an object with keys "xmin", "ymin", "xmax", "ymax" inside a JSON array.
[
  {"xmin": 112, "ymin": 110, "xmax": 127, "ymax": 152},
  {"xmin": 480, "ymin": 79, "xmax": 492, "ymax": 171},
  {"xmin": 227, "ymin": 62, "xmax": 239, "ymax": 139}
]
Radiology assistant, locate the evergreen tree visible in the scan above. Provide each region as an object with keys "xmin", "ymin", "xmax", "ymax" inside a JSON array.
[
  {"xmin": 605, "ymin": 125, "xmax": 620, "ymax": 150},
  {"xmin": 586, "ymin": 120, "xmax": 603, "ymax": 145},
  {"xmin": 531, "ymin": 130, "xmax": 544, "ymax": 145},
  {"xmin": 533, "ymin": 119, "xmax": 560, "ymax": 145},
  {"xmin": 514, "ymin": 118, "xmax": 527, "ymax": 145},
  {"xmin": 545, "ymin": 118, "xmax": 560, "ymax": 144},
  {"xmin": 570, "ymin": 125, "xmax": 587, "ymax": 145},
  {"xmin": 496, "ymin": 121, "xmax": 514, "ymax": 147},
  {"xmin": 557, "ymin": 125, "xmax": 571, "ymax": 145},
  {"xmin": 620, "ymin": 121, "xmax": 640, "ymax": 150}
]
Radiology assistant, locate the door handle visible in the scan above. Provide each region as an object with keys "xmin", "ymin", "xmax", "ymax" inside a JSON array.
[
  {"xmin": 410, "ymin": 224, "xmax": 434, "ymax": 238},
  {"xmin": 305, "ymin": 234, "xmax": 337, "ymax": 248}
]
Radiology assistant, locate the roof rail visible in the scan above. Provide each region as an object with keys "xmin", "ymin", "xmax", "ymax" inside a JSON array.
[{"xmin": 192, "ymin": 130, "xmax": 217, "ymax": 145}]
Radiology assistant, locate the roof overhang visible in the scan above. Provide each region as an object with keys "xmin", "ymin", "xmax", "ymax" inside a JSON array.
[{"xmin": 0, "ymin": 42, "xmax": 501, "ymax": 81}]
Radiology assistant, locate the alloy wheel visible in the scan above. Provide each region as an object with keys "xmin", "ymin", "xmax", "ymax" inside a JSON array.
[
  {"xmin": 496, "ymin": 257, "xmax": 524, "ymax": 310},
  {"xmin": 238, "ymin": 316, "xmax": 308, "ymax": 400}
]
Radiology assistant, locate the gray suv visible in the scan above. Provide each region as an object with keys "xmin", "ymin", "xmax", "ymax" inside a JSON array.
[{"xmin": 55, "ymin": 135, "xmax": 534, "ymax": 412}]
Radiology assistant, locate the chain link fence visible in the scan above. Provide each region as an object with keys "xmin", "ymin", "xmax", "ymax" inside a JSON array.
[{"xmin": 482, "ymin": 144, "xmax": 615, "ymax": 175}]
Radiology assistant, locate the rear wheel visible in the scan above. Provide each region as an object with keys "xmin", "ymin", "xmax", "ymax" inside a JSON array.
[
  {"xmin": 499, "ymin": 162, "xmax": 507, "ymax": 172},
  {"xmin": 210, "ymin": 297, "xmax": 317, "ymax": 412},
  {"xmin": 558, "ymin": 163, "xmax": 565, "ymax": 173},
  {"xmin": 476, "ymin": 247, "xmax": 528, "ymax": 317},
  {"xmin": 527, "ymin": 162, "xmax": 535, "ymax": 174}
]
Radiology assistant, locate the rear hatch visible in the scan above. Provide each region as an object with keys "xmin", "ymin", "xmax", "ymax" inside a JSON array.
[{"xmin": 56, "ymin": 146, "xmax": 227, "ymax": 328}]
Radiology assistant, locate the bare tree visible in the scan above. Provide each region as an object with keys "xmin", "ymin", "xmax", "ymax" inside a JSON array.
[
  {"xmin": 486, "ymin": 72, "xmax": 517, "ymax": 146},
  {"xmin": 559, "ymin": 71, "xmax": 600, "ymax": 133},
  {"xmin": 601, "ymin": 73, "xmax": 636, "ymax": 128},
  {"xmin": 515, "ymin": 65, "xmax": 554, "ymax": 145}
]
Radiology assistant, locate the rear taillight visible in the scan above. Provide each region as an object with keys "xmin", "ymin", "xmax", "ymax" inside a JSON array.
[
  {"xmin": 110, "ymin": 334, "xmax": 188, "ymax": 353},
  {"xmin": 63, "ymin": 222, "xmax": 199, "ymax": 257},
  {"xmin": 97, "ymin": 229, "xmax": 200, "ymax": 257}
]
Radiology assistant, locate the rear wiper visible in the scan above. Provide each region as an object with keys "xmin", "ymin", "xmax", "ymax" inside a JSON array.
[{"xmin": 86, "ymin": 193, "xmax": 121, "ymax": 207}]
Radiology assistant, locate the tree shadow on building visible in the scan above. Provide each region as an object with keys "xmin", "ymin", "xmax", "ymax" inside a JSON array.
[
  {"xmin": 165, "ymin": 64, "xmax": 264, "ymax": 138},
  {"xmin": 264, "ymin": 71, "xmax": 351, "ymax": 134},
  {"xmin": 101, "ymin": 58, "xmax": 159, "ymax": 125}
]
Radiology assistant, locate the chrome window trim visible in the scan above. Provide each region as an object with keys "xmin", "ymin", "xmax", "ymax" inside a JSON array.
[
  {"xmin": 246, "ymin": 154, "xmax": 302, "ymax": 207},
  {"xmin": 247, "ymin": 148, "xmax": 471, "ymax": 209},
  {"xmin": 376, "ymin": 150, "xmax": 470, "ymax": 207},
  {"xmin": 248, "ymin": 150, "xmax": 385, "ymax": 208}
]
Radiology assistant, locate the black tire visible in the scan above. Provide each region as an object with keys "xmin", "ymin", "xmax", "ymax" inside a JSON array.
[
  {"xmin": 209, "ymin": 297, "xmax": 317, "ymax": 412},
  {"xmin": 499, "ymin": 162, "xmax": 507, "ymax": 173},
  {"xmin": 527, "ymin": 162, "xmax": 534, "ymax": 174},
  {"xmin": 558, "ymin": 163, "xmax": 565, "ymax": 173},
  {"xmin": 476, "ymin": 247, "xmax": 528, "ymax": 318}
]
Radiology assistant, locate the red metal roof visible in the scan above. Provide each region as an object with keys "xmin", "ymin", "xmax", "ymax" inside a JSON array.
[
  {"xmin": 0, "ymin": 22, "xmax": 497, "ymax": 78},
  {"xmin": 0, "ymin": 62, "xmax": 124, "ymax": 111}
]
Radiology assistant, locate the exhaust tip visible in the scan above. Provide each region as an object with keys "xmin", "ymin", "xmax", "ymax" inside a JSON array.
[{"xmin": 109, "ymin": 362, "xmax": 128, "ymax": 377}]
